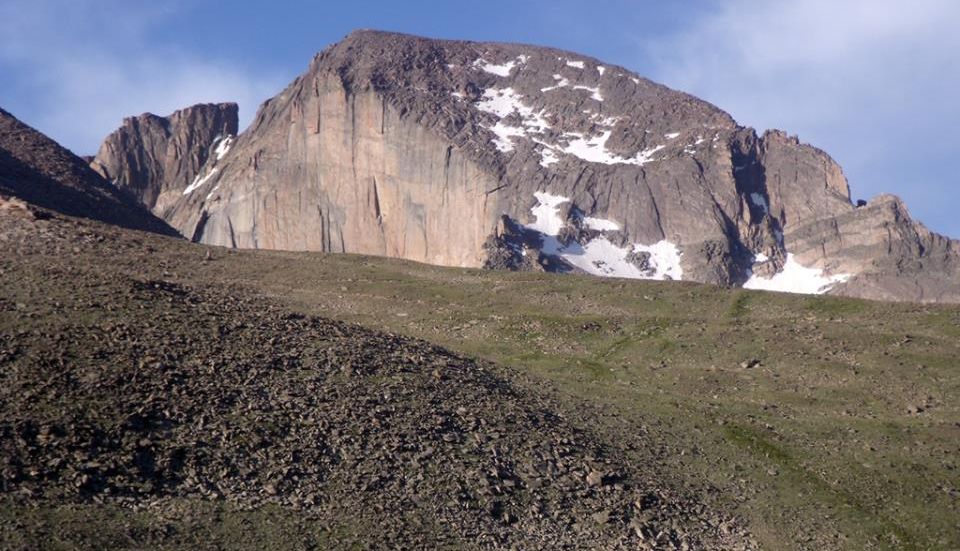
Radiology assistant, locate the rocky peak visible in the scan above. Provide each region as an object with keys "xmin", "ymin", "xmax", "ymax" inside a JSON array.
[
  {"xmin": 760, "ymin": 129, "xmax": 851, "ymax": 201},
  {"xmin": 301, "ymin": 30, "xmax": 738, "ymax": 173},
  {"xmin": 90, "ymin": 102, "xmax": 238, "ymax": 218}
]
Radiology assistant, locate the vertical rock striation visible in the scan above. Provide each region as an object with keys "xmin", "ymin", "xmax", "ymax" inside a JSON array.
[{"xmin": 90, "ymin": 103, "xmax": 238, "ymax": 219}]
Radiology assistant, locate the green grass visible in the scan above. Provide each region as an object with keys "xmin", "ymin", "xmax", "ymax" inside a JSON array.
[
  {"xmin": 187, "ymin": 249, "xmax": 958, "ymax": 550},
  {"xmin": 0, "ymin": 500, "xmax": 346, "ymax": 551},
  {"xmin": 727, "ymin": 290, "xmax": 753, "ymax": 320}
]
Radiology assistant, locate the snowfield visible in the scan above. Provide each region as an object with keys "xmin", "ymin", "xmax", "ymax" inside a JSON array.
[
  {"xmin": 744, "ymin": 253, "xmax": 850, "ymax": 294},
  {"xmin": 525, "ymin": 193, "xmax": 683, "ymax": 281},
  {"xmin": 183, "ymin": 168, "xmax": 218, "ymax": 195}
]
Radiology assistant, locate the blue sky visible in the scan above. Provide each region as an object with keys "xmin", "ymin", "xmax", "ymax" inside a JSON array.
[{"xmin": 2, "ymin": 0, "xmax": 958, "ymax": 237}]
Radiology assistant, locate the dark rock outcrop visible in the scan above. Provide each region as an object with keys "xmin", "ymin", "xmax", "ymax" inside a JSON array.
[
  {"xmin": 0, "ymin": 107, "xmax": 177, "ymax": 236},
  {"xmin": 90, "ymin": 103, "xmax": 238, "ymax": 218},
  {"xmin": 106, "ymin": 30, "xmax": 957, "ymax": 302}
]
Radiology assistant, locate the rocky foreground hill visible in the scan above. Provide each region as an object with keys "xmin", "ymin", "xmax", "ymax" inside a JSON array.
[
  {"xmin": 0, "ymin": 108, "xmax": 176, "ymax": 236},
  {"xmin": 91, "ymin": 30, "xmax": 959, "ymax": 302},
  {"xmin": 0, "ymin": 201, "xmax": 754, "ymax": 550}
]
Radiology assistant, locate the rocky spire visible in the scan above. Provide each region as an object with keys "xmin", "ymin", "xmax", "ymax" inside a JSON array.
[{"xmin": 90, "ymin": 103, "xmax": 238, "ymax": 218}]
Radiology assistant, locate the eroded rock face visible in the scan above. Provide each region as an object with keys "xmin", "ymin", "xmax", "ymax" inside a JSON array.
[
  {"xmin": 125, "ymin": 30, "xmax": 957, "ymax": 302},
  {"xmin": 794, "ymin": 195, "xmax": 960, "ymax": 302},
  {"xmin": 90, "ymin": 103, "xmax": 238, "ymax": 218},
  {"xmin": 169, "ymin": 85, "xmax": 496, "ymax": 266},
  {"xmin": 0, "ymin": 107, "xmax": 176, "ymax": 236}
]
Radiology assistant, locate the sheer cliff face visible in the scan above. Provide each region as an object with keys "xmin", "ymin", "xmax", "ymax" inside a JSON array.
[
  {"xmin": 118, "ymin": 30, "xmax": 957, "ymax": 302},
  {"xmin": 167, "ymin": 79, "xmax": 498, "ymax": 266},
  {"xmin": 0, "ymin": 108, "xmax": 176, "ymax": 236},
  {"xmin": 90, "ymin": 103, "xmax": 238, "ymax": 218}
]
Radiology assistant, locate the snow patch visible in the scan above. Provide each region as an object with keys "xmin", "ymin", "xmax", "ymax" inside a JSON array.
[
  {"xmin": 582, "ymin": 216, "xmax": 620, "ymax": 231},
  {"xmin": 744, "ymin": 253, "xmax": 850, "ymax": 295},
  {"xmin": 564, "ymin": 237, "xmax": 642, "ymax": 278},
  {"xmin": 540, "ymin": 74, "xmax": 570, "ymax": 92},
  {"xmin": 183, "ymin": 168, "xmax": 218, "ymax": 195},
  {"xmin": 474, "ymin": 55, "xmax": 528, "ymax": 76},
  {"xmin": 476, "ymin": 87, "xmax": 524, "ymax": 118},
  {"xmin": 478, "ymin": 59, "xmax": 515, "ymax": 76},
  {"xmin": 476, "ymin": 87, "xmax": 550, "ymax": 151},
  {"xmin": 548, "ymin": 237, "xmax": 683, "ymax": 280},
  {"xmin": 204, "ymin": 184, "xmax": 220, "ymax": 201},
  {"xmin": 753, "ymin": 252, "xmax": 769, "ymax": 263},
  {"xmin": 213, "ymin": 135, "xmax": 234, "ymax": 160},
  {"xmin": 565, "ymin": 59, "xmax": 585, "ymax": 69},
  {"xmin": 588, "ymin": 112, "xmax": 620, "ymax": 126},
  {"xmin": 476, "ymin": 88, "xmax": 549, "ymax": 131},
  {"xmin": 665, "ymin": 132, "xmax": 680, "ymax": 139},
  {"xmin": 529, "ymin": 192, "xmax": 569, "ymax": 236},
  {"xmin": 562, "ymin": 132, "xmax": 618, "ymax": 164},
  {"xmin": 451, "ymin": 91, "xmax": 464, "ymax": 100},
  {"xmin": 633, "ymin": 240, "xmax": 684, "ymax": 280},
  {"xmin": 572, "ymin": 85, "xmax": 603, "ymax": 101},
  {"xmin": 487, "ymin": 122, "xmax": 527, "ymax": 152},
  {"xmin": 540, "ymin": 148, "xmax": 559, "ymax": 167},
  {"xmin": 597, "ymin": 65, "xmax": 606, "ymax": 76},
  {"xmin": 524, "ymin": 193, "xmax": 683, "ymax": 281},
  {"xmin": 635, "ymin": 145, "xmax": 666, "ymax": 164},
  {"xmin": 560, "ymin": 132, "xmax": 664, "ymax": 166}
]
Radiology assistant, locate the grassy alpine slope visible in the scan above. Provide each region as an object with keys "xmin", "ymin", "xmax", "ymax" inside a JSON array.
[
  {"xmin": 188, "ymin": 245, "xmax": 960, "ymax": 550},
  {"xmin": 2, "ymin": 206, "xmax": 958, "ymax": 550}
]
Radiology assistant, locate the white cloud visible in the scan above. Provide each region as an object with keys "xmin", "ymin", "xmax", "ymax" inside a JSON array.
[
  {"xmin": 644, "ymin": 0, "xmax": 960, "ymax": 236},
  {"xmin": 0, "ymin": 0, "xmax": 286, "ymax": 154}
]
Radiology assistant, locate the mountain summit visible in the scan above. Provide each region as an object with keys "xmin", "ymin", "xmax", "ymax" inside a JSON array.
[{"xmin": 94, "ymin": 30, "xmax": 959, "ymax": 302}]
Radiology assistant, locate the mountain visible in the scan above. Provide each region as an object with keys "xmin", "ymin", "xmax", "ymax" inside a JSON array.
[
  {"xmin": 90, "ymin": 103, "xmax": 238, "ymax": 218},
  {"xmin": 94, "ymin": 30, "xmax": 959, "ymax": 302},
  {"xmin": 0, "ymin": 107, "xmax": 177, "ymax": 236}
]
